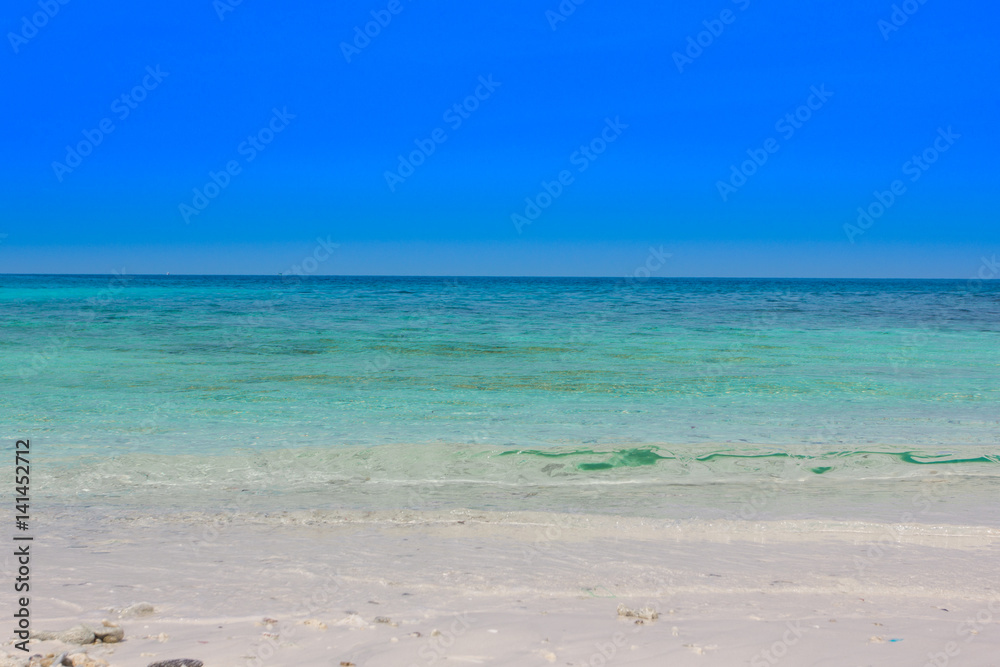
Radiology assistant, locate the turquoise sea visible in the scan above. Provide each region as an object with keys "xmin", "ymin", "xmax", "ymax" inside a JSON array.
[{"xmin": 3, "ymin": 276, "xmax": 999, "ymax": 520}]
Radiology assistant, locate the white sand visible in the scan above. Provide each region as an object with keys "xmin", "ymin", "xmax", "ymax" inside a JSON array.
[{"xmin": 6, "ymin": 510, "xmax": 1000, "ymax": 666}]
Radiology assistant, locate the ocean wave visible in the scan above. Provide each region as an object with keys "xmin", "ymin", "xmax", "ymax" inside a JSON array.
[{"xmin": 35, "ymin": 442, "xmax": 1000, "ymax": 501}]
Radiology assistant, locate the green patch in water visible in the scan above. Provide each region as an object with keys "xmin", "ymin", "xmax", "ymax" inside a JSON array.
[
  {"xmin": 578, "ymin": 448, "xmax": 667, "ymax": 470},
  {"xmin": 500, "ymin": 447, "xmax": 667, "ymax": 470},
  {"xmin": 498, "ymin": 447, "xmax": 1000, "ymax": 473}
]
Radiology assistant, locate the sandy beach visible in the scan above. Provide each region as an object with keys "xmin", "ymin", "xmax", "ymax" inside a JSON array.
[
  {"xmin": 5, "ymin": 0, "xmax": 999, "ymax": 660},
  {"xmin": 6, "ymin": 509, "xmax": 1000, "ymax": 666}
]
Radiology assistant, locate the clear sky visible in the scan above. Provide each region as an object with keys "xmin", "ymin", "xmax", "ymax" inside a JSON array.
[{"xmin": 2, "ymin": 0, "xmax": 997, "ymax": 276}]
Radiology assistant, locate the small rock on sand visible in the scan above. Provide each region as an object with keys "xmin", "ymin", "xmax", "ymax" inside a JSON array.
[
  {"xmin": 333, "ymin": 615, "xmax": 367, "ymax": 628},
  {"xmin": 684, "ymin": 643, "xmax": 713, "ymax": 655},
  {"xmin": 147, "ymin": 660, "xmax": 204, "ymax": 667},
  {"xmin": 116, "ymin": 603, "xmax": 155, "ymax": 618},
  {"xmin": 30, "ymin": 626, "xmax": 96, "ymax": 645},
  {"xmin": 65, "ymin": 654, "xmax": 109, "ymax": 667},
  {"xmin": 28, "ymin": 621, "xmax": 124, "ymax": 647},
  {"xmin": 22, "ymin": 654, "xmax": 108, "ymax": 667},
  {"xmin": 616, "ymin": 604, "xmax": 658, "ymax": 621},
  {"xmin": 93, "ymin": 622, "xmax": 123, "ymax": 644}
]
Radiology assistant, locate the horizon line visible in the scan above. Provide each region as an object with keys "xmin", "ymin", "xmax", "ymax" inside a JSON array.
[{"xmin": 0, "ymin": 273, "xmax": 986, "ymax": 281}]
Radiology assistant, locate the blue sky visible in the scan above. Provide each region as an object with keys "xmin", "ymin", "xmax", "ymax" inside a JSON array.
[{"xmin": 1, "ymin": 0, "xmax": 997, "ymax": 276}]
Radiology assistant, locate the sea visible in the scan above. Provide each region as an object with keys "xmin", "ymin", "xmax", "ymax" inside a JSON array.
[{"xmin": 3, "ymin": 275, "xmax": 998, "ymax": 523}]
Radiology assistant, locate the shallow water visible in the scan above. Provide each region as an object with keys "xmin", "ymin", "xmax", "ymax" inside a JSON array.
[{"xmin": 2, "ymin": 275, "xmax": 998, "ymax": 518}]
